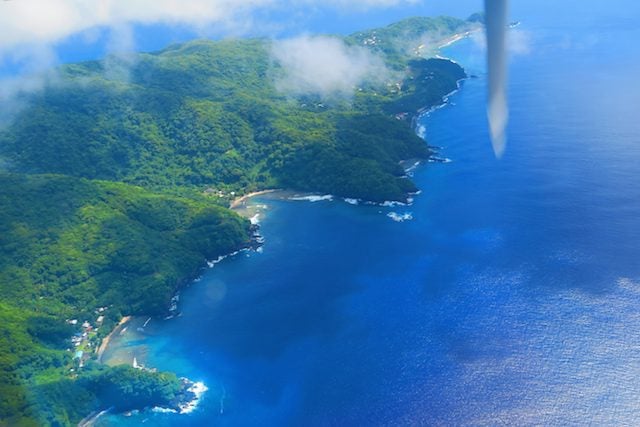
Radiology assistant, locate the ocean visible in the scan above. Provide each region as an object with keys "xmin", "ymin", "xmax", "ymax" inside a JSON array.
[{"xmin": 99, "ymin": 8, "xmax": 640, "ymax": 426}]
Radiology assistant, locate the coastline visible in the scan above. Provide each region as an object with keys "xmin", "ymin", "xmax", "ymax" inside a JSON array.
[
  {"xmin": 225, "ymin": 29, "xmax": 476, "ymax": 215},
  {"xmin": 94, "ymin": 190, "xmax": 270, "ymax": 363},
  {"xmin": 77, "ymin": 408, "xmax": 112, "ymax": 427},
  {"xmin": 436, "ymin": 27, "xmax": 480, "ymax": 50},
  {"xmin": 85, "ymin": 26, "xmax": 472, "ymax": 425},
  {"xmin": 97, "ymin": 316, "xmax": 131, "ymax": 362},
  {"xmin": 412, "ymin": 31, "xmax": 472, "ymax": 160},
  {"xmin": 414, "ymin": 26, "xmax": 479, "ymax": 59},
  {"xmin": 95, "ymin": 25, "xmax": 472, "ymax": 367},
  {"xmin": 229, "ymin": 189, "xmax": 279, "ymax": 209}
]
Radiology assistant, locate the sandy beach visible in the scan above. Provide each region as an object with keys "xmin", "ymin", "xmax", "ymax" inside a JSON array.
[
  {"xmin": 94, "ymin": 191, "xmax": 278, "ymax": 364},
  {"xmin": 437, "ymin": 28, "xmax": 481, "ymax": 50},
  {"xmin": 77, "ymin": 408, "xmax": 112, "ymax": 427},
  {"xmin": 229, "ymin": 189, "xmax": 279, "ymax": 209},
  {"xmin": 97, "ymin": 316, "xmax": 132, "ymax": 362}
]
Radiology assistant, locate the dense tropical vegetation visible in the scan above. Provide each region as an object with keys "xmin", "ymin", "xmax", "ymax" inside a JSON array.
[
  {"xmin": 0, "ymin": 174, "xmax": 251, "ymax": 426},
  {"xmin": 0, "ymin": 15, "xmax": 476, "ymax": 426},
  {"xmin": 1, "ymin": 16, "xmax": 471, "ymax": 203}
]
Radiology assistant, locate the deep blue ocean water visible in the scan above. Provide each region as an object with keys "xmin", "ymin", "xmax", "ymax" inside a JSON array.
[{"xmin": 100, "ymin": 10, "xmax": 640, "ymax": 426}]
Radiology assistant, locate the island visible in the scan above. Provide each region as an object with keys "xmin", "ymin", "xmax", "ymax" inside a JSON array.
[{"xmin": 0, "ymin": 15, "xmax": 478, "ymax": 426}]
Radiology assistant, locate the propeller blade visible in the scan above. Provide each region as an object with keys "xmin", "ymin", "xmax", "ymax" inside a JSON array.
[{"xmin": 484, "ymin": 0, "xmax": 509, "ymax": 157}]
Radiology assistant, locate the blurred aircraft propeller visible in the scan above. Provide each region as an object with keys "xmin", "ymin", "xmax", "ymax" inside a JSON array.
[{"xmin": 484, "ymin": 0, "xmax": 509, "ymax": 157}]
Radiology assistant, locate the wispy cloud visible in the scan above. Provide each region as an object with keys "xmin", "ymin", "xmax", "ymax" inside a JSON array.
[
  {"xmin": 0, "ymin": 0, "xmax": 269, "ymax": 53},
  {"xmin": 471, "ymin": 28, "xmax": 533, "ymax": 56},
  {"xmin": 0, "ymin": 44, "xmax": 59, "ymax": 127},
  {"xmin": 102, "ymin": 24, "xmax": 137, "ymax": 83},
  {"xmin": 271, "ymin": 35, "xmax": 391, "ymax": 98},
  {"xmin": 296, "ymin": 0, "xmax": 418, "ymax": 9},
  {"xmin": 508, "ymin": 29, "xmax": 532, "ymax": 55},
  {"xmin": 0, "ymin": 0, "xmax": 419, "ymax": 124},
  {"xmin": 0, "ymin": 0, "xmax": 420, "ymax": 56}
]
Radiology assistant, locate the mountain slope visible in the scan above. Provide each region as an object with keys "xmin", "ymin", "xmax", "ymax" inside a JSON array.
[
  {"xmin": 0, "ymin": 15, "xmax": 475, "ymax": 425},
  {"xmin": 1, "ymin": 16, "xmax": 472, "ymax": 203}
]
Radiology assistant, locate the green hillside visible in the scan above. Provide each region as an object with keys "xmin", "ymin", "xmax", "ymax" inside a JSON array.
[
  {"xmin": 0, "ymin": 174, "xmax": 251, "ymax": 426},
  {"xmin": 0, "ymin": 15, "xmax": 474, "ymax": 426},
  {"xmin": 1, "ymin": 17, "xmax": 471, "ymax": 203}
]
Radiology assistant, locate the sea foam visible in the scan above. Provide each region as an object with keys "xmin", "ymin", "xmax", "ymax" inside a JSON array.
[
  {"xmin": 387, "ymin": 212, "xmax": 413, "ymax": 222},
  {"xmin": 289, "ymin": 194, "xmax": 334, "ymax": 202},
  {"xmin": 178, "ymin": 381, "xmax": 209, "ymax": 414},
  {"xmin": 152, "ymin": 407, "xmax": 178, "ymax": 414}
]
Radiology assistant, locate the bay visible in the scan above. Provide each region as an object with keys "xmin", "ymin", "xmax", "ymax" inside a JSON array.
[{"xmin": 100, "ymin": 10, "xmax": 640, "ymax": 426}]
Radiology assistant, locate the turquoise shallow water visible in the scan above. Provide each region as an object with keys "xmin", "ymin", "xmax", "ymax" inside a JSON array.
[{"xmin": 100, "ymin": 13, "xmax": 640, "ymax": 427}]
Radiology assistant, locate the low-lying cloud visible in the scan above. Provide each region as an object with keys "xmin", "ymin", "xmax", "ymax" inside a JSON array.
[
  {"xmin": 0, "ymin": 0, "xmax": 419, "ymax": 57},
  {"xmin": 302, "ymin": 0, "xmax": 418, "ymax": 9},
  {"xmin": 0, "ymin": 44, "xmax": 60, "ymax": 127},
  {"xmin": 102, "ymin": 24, "xmax": 138, "ymax": 83},
  {"xmin": 271, "ymin": 35, "xmax": 391, "ymax": 98},
  {"xmin": 0, "ymin": 0, "xmax": 418, "ymax": 120},
  {"xmin": 0, "ymin": 0, "xmax": 270, "ymax": 54},
  {"xmin": 471, "ymin": 28, "xmax": 533, "ymax": 56}
]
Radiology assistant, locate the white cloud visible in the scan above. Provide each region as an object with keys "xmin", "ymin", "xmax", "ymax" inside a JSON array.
[
  {"xmin": 508, "ymin": 29, "xmax": 531, "ymax": 55},
  {"xmin": 271, "ymin": 35, "xmax": 391, "ymax": 98},
  {"xmin": 0, "ymin": 71, "xmax": 57, "ymax": 128},
  {"xmin": 0, "ymin": 0, "xmax": 421, "ymax": 55},
  {"xmin": 471, "ymin": 28, "xmax": 533, "ymax": 56},
  {"xmin": 0, "ymin": 1, "xmax": 260, "ymax": 92},
  {"xmin": 102, "ymin": 24, "xmax": 137, "ymax": 82},
  {"xmin": 0, "ymin": 0, "xmax": 418, "ymax": 122},
  {"xmin": 297, "ymin": 0, "xmax": 418, "ymax": 8},
  {"xmin": 0, "ymin": 44, "xmax": 59, "ymax": 127},
  {"xmin": 0, "ymin": 0, "xmax": 270, "ymax": 52}
]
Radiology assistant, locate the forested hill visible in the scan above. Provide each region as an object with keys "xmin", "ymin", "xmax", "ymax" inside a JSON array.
[
  {"xmin": 0, "ymin": 174, "xmax": 252, "ymax": 426},
  {"xmin": 1, "ymin": 15, "xmax": 471, "ymax": 203},
  {"xmin": 0, "ymin": 15, "xmax": 476, "ymax": 426}
]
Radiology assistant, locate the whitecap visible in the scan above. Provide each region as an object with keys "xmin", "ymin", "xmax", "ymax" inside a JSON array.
[
  {"xmin": 178, "ymin": 381, "xmax": 209, "ymax": 414},
  {"xmin": 404, "ymin": 161, "xmax": 421, "ymax": 173},
  {"xmin": 387, "ymin": 212, "xmax": 413, "ymax": 222},
  {"xmin": 380, "ymin": 200, "xmax": 408, "ymax": 207},
  {"xmin": 207, "ymin": 255, "xmax": 225, "ymax": 268},
  {"xmin": 428, "ymin": 157, "xmax": 452, "ymax": 163},
  {"xmin": 289, "ymin": 194, "xmax": 334, "ymax": 202},
  {"xmin": 151, "ymin": 407, "xmax": 177, "ymax": 414}
]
